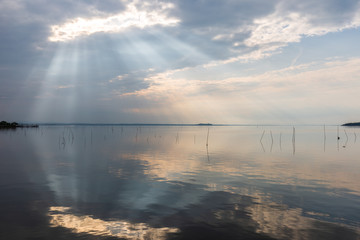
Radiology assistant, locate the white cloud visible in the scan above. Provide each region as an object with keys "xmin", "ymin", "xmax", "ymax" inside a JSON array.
[
  {"xmin": 48, "ymin": 1, "xmax": 179, "ymax": 42},
  {"xmin": 245, "ymin": 8, "xmax": 360, "ymax": 48},
  {"xmin": 119, "ymin": 57, "xmax": 360, "ymax": 123},
  {"xmin": 208, "ymin": 1, "xmax": 360, "ymax": 65}
]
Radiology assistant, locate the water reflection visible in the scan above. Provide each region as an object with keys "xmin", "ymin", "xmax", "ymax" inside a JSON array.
[
  {"xmin": 48, "ymin": 206, "xmax": 179, "ymax": 239},
  {"xmin": 0, "ymin": 125, "xmax": 359, "ymax": 239}
]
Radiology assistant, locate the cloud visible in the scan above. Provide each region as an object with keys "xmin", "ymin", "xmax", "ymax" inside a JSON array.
[
  {"xmin": 48, "ymin": 1, "xmax": 179, "ymax": 42},
  {"xmin": 245, "ymin": 1, "xmax": 360, "ymax": 48},
  {"xmin": 121, "ymin": 57, "xmax": 360, "ymax": 124},
  {"xmin": 107, "ymin": 70, "xmax": 153, "ymax": 96}
]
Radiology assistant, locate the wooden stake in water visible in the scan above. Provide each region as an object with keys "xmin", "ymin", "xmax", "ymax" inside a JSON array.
[
  {"xmin": 354, "ymin": 132, "xmax": 357, "ymax": 143},
  {"xmin": 260, "ymin": 130, "xmax": 265, "ymax": 142},
  {"xmin": 344, "ymin": 129, "xmax": 348, "ymax": 141},
  {"xmin": 176, "ymin": 132, "xmax": 179, "ymax": 144},
  {"xmin": 260, "ymin": 130, "xmax": 266, "ymax": 152},
  {"xmin": 343, "ymin": 129, "xmax": 349, "ymax": 148}
]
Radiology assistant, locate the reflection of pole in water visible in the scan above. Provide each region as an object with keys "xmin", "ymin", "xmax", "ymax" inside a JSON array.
[
  {"xmin": 62, "ymin": 135, "xmax": 66, "ymax": 150},
  {"xmin": 135, "ymin": 127, "xmax": 138, "ymax": 142},
  {"xmin": 279, "ymin": 132, "xmax": 282, "ymax": 151},
  {"xmin": 175, "ymin": 132, "xmax": 179, "ymax": 144},
  {"xmin": 206, "ymin": 127, "xmax": 210, "ymax": 147},
  {"xmin": 71, "ymin": 128, "xmax": 74, "ymax": 145},
  {"xmin": 337, "ymin": 126, "xmax": 339, "ymax": 151},
  {"xmin": 354, "ymin": 132, "xmax": 357, "ymax": 143},
  {"xmin": 260, "ymin": 130, "xmax": 265, "ymax": 142},
  {"xmin": 260, "ymin": 140, "xmax": 265, "ymax": 152},
  {"xmin": 343, "ymin": 129, "xmax": 348, "ymax": 148},
  {"xmin": 270, "ymin": 131, "xmax": 273, "ymax": 152},
  {"xmin": 206, "ymin": 145, "xmax": 210, "ymax": 162},
  {"xmin": 292, "ymin": 127, "xmax": 295, "ymax": 155},
  {"xmin": 260, "ymin": 130, "xmax": 265, "ymax": 152},
  {"xmin": 323, "ymin": 125, "xmax": 326, "ymax": 152},
  {"xmin": 344, "ymin": 129, "xmax": 348, "ymax": 141}
]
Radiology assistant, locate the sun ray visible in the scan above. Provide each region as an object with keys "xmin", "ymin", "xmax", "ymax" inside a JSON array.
[{"xmin": 30, "ymin": 41, "xmax": 82, "ymax": 122}]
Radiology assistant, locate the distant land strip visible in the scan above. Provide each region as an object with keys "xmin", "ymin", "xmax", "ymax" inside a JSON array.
[
  {"xmin": 0, "ymin": 121, "xmax": 39, "ymax": 129},
  {"xmin": 342, "ymin": 122, "xmax": 360, "ymax": 126}
]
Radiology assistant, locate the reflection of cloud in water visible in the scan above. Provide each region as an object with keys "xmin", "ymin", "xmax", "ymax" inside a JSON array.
[
  {"xmin": 48, "ymin": 206, "xmax": 179, "ymax": 240},
  {"xmin": 248, "ymin": 201, "xmax": 360, "ymax": 240},
  {"xmin": 248, "ymin": 203, "xmax": 312, "ymax": 239},
  {"xmin": 119, "ymin": 150, "xmax": 360, "ymax": 197}
]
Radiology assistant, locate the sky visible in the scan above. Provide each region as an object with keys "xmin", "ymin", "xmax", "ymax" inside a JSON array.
[{"xmin": 0, "ymin": 0, "xmax": 360, "ymax": 124}]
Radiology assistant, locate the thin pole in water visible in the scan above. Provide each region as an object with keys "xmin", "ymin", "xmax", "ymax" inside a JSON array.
[
  {"xmin": 354, "ymin": 132, "xmax": 357, "ymax": 143},
  {"xmin": 260, "ymin": 130, "xmax": 265, "ymax": 142},
  {"xmin": 344, "ymin": 129, "xmax": 348, "ymax": 141}
]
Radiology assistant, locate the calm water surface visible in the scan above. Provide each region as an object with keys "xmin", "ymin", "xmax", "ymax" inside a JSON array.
[{"xmin": 0, "ymin": 125, "xmax": 359, "ymax": 239}]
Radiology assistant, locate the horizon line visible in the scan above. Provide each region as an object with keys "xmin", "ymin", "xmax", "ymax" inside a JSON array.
[{"xmin": 19, "ymin": 122, "xmax": 344, "ymax": 127}]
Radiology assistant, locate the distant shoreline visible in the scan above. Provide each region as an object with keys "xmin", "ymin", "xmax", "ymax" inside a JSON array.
[
  {"xmin": 1, "ymin": 121, "xmax": 353, "ymax": 127},
  {"xmin": 33, "ymin": 123, "xmax": 343, "ymax": 127},
  {"xmin": 342, "ymin": 122, "xmax": 360, "ymax": 126},
  {"xmin": 0, "ymin": 121, "xmax": 39, "ymax": 129}
]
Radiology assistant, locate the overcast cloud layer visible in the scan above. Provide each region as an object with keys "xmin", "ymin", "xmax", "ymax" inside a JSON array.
[{"xmin": 1, "ymin": 0, "xmax": 360, "ymax": 124}]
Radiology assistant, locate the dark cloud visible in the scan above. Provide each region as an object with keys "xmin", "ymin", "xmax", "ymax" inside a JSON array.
[
  {"xmin": 173, "ymin": 0, "xmax": 277, "ymax": 28},
  {"xmin": 107, "ymin": 71, "xmax": 152, "ymax": 95}
]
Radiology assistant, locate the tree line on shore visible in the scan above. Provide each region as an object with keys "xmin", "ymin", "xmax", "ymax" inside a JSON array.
[{"xmin": 0, "ymin": 121, "xmax": 38, "ymax": 129}]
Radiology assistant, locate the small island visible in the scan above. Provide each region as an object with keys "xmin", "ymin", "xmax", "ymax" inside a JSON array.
[
  {"xmin": 342, "ymin": 122, "xmax": 360, "ymax": 126},
  {"xmin": 197, "ymin": 123, "xmax": 213, "ymax": 126},
  {"xmin": 0, "ymin": 121, "xmax": 38, "ymax": 129}
]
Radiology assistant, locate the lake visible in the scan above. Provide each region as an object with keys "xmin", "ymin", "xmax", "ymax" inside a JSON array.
[{"xmin": 0, "ymin": 125, "xmax": 359, "ymax": 239}]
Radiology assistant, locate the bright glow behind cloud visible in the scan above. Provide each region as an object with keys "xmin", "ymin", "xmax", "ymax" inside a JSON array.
[{"xmin": 48, "ymin": 2, "xmax": 179, "ymax": 42}]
